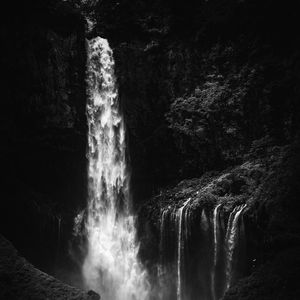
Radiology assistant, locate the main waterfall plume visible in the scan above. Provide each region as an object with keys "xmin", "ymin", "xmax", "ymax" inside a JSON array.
[{"xmin": 83, "ymin": 37, "xmax": 149, "ymax": 300}]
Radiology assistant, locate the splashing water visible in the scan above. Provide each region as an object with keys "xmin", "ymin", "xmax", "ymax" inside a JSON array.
[{"xmin": 83, "ymin": 37, "xmax": 149, "ymax": 300}]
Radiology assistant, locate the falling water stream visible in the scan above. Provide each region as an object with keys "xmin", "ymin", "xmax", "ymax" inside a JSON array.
[
  {"xmin": 225, "ymin": 204, "xmax": 247, "ymax": 290},
  {"xmin": 83, "ymin": 37, "xmax": 149, "ymax": 300},
  {"xmin": 211, "ymin": 204, "xmax": 222, "ymax": 300},
  {"xmin": 177, "ymin": 198, "xmax": 192, "ymax": 300},
  {"xmin": 159, "ymin": 201, "xmax": 247, "ymax": 300}
]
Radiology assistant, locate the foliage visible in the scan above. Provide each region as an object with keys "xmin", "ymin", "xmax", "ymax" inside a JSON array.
[{"xmin": 166, "ymin": 50, "xmax": 258, "ymax": 174}]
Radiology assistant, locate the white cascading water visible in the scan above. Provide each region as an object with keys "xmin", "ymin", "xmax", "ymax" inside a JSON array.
[
  {"xmin": 211, "ymin": 204, "xmax": 222, "ymax": 300},
  {"xmin": 177, "ymin": 206, "xmax": 184, "ymax": 300},
  {"xmin": 177, "ymin": 198, "xmax": 192, "ymax": 300},
  {"xmin": 83, "ymin": 37, "xmax": 149, "ymax": 300},
  {"xmin": 158, "ymin": 208, "xmax": 172, "ymax": 300},
  {"xmin": 225, "ymin": 204, "xmax": 247, "ymax": 290},
  {"xmin": 159, "ymin": 199, "xmax": 247, "ymax": 300}
]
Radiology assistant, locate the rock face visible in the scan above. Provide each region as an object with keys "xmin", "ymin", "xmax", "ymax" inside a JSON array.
[
  {"xmin": 0, "ymin": 0, "xmax": 87, "ymax": 276},
  {"xmin": 0, "ymin": 235, "xmax": 100, "ymax": 300}
]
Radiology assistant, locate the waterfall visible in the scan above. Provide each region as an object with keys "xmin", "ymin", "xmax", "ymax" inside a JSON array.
[
  {"xmin": 159, "ymin": 207, "xmax": 178, "ymax": 300},
  {"xmin": 158, "ymin": 209, "xmax": 168, "ymax": 300},
  {"xmin": 225, "ymin": 204, "xmax": 247, "ymax": 290},
  {"xmin": 176, "ymin": 198, "xmax": 192, "ymax": 300},
  {"xmin": 83, "ymin": 37, "xmax": 149, "ymax": 300},
  {"xmin": 177, "ymin": 206, "xmax": 184, "ymax": 300},
  {"xmin": 158, "ymin": 201, "xmax": 247, "ymax": 300},
  {"xmin": 211, "ymin": 204, "xmax": 222, "ymax": 300}
]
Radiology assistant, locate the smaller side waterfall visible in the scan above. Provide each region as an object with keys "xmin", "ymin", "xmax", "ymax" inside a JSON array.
[
  {"xmin": 177, "ymin": 206, "xmax": 184, "ymax": 300},
  {"xmin": 158, "ymin": 201, "xmax": 248, "ymax": 300},
  {"xmin": 177, "ymin": 199, "xmax": 192, "ymax": 300},
  {"xmin": 159, "ymin": 208, "xmax": 178, "ymax": 300},
  {"xmin": 211, "ymin": 204, "xmax": 222, "ymax": 300},
  {"xmin": 225, "ymin": 204, "xmax": 247, "ymax": 290}
]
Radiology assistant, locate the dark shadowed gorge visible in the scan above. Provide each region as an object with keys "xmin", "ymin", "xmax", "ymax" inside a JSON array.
[{"xmin": 0, "ymin": 0, "xmax": 299, "ymax": 299}]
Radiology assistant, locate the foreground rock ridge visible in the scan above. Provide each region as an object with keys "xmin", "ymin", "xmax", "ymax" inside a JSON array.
[{"xmin": 0, "ymin": 235, "xmax": 100, "ymax": 300}]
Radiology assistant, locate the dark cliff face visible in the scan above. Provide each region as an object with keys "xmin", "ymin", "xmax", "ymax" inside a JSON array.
[
  {"xmin": 91, "ymin": 0, "xmax": 300, "ymax": 203},
  {"xmin": 0, "ymin": 0, "xmax": 87, "ymax": 276}
]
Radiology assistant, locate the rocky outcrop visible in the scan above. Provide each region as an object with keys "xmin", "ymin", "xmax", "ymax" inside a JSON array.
[{"xmin": 0, "ymin": 235, "xmax": 100, "ymax": 300}]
